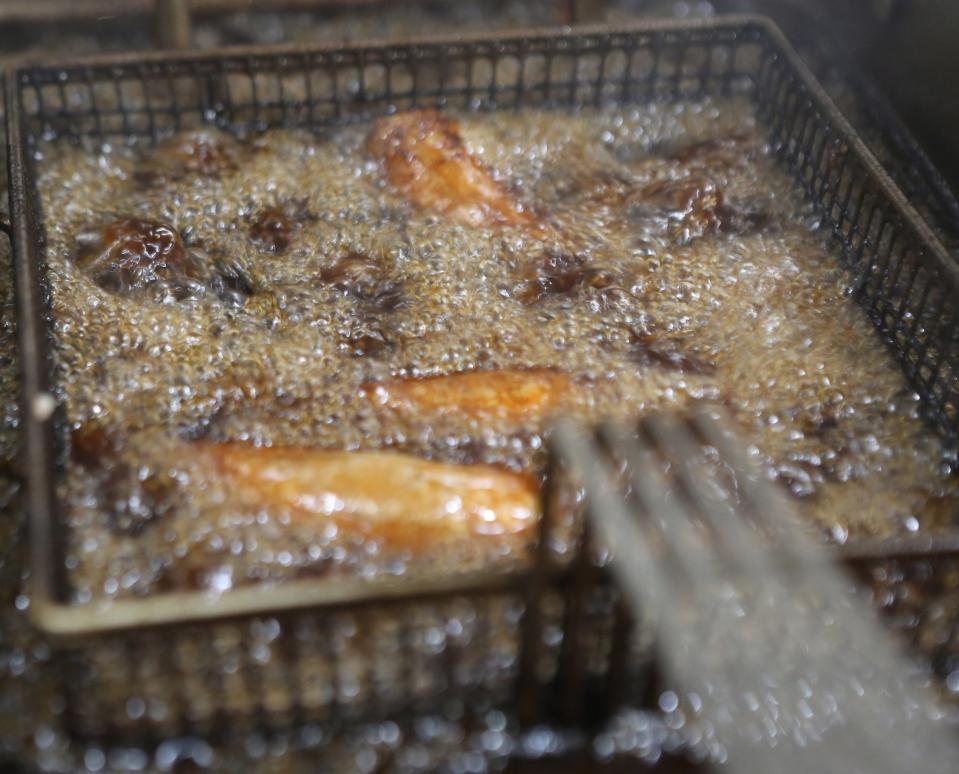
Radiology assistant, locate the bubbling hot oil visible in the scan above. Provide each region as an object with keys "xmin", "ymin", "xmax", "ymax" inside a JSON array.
[{"xmin": 35, "ymin": 97, "xmax": 959, "ymax": 602}]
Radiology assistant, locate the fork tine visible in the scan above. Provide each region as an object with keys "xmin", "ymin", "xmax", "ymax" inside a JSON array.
[
  {"xmin": 691, "ymin": 409, "xmax": 864, "ymax": 595},
  {"xmin": 690, "ymin": 409, "xmax": 909, "ymax": 655},
  {"xmin": 551, "ymin": 420, "xmax": 672, "ymax": 616},
  {"xmin": 598, "ymin": 421, "xmax": 724, "ymax": 597},
  {"xmin": 640, "ymin": 413, "xmax": 910, "ymax": 773},
  {"xmin": 600, "ymin": 419, "xmax": 823, "ymax": 771},
  {"xmin": 589, "ymin": 420, "xmax": 735, "ymax": 684},
  {"xmin": 690, "ymin": 408, "xmax": 805, "ymax": 547},
  {"xmin": 555, "ymin": 410, "xmax": 959, "ymax": 774},
  {"xmin": 690, "ymin": 409, "xmax": 955, "ymax": 769},
  {"xmin": 643, "ymin": 412, "xmax": 774, "ymax": 581}
]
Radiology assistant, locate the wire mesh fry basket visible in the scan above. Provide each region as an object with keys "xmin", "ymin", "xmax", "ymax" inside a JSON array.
[{"xmin": 6, "ymin": 16, "xmax": 959, "ymax": 742}]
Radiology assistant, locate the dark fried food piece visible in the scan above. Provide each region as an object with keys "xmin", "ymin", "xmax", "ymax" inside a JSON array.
[
  {"xmin": 318, "ymin": 250, "xmax": 405, "ymax": 312},
  {"xmin": 249, "ymin": 208, "xmax": 295, "ymax": 253},
  {"xmin": 666, "ymin": 132, "xmax": 758, "ymax": 166},
  {"xmin": 248, "ymin": 200, "xmax": 311, "ymax": 254},
  {"xmin": 565, "ymin": 168, "xmax": 635, "ymax": 209},
  {"xmin": 196, "ymin": 443, "xmax": 539, "ymax": 553},
  {"xmin": 71, "ymin": 424, "xmax": 176, "ymax": 536},
  {"xmin": 315, "ymin": 251, "xmax": 404, "ymax": 357},
  {"xmin": 75, "ymin": 219, "xmax": 261, "ymax": 306},
  {"xmin": 74, "ymin": 218, "xmax": 200, "ymax": 296},
  {"xmin": 368, "ymin": 109, "xmax": 543, "ymax": 231},
  {"xmin": 561, "ymin": 162, "xmax": 769, "ymax": 247},
  {"xmin": 141, "ymin": 128, "xmax": 242, "ymax": 181},
  {"xmin": 627, "ymin": 330, "xmax": 716, "ymax": 375},
  {"xmin": 71, "ymin": 422, "xmax": 121, "ymax": 468},
  {"xmin": 318, "ymin": 250, "xmax": 383, "ymax": 288},
  {"xmin": 512, "ymin": 250, "xmax": 618, "ymax": 304},
  {"xmin": 208, "ymin": 255, "xmax": 256, "ymax": 306},
  {"xmin": 637, "ymin": 177, "xmax": 768, "ymax": 245},
  {"xmin": 339, "ymin": 327, "xmax": 391, "ymax": 358},
  {"xmin": 719, "ymin": 206, "xmax": 770, "ymax": 236},
  {"xmin": 639, "ymin": 177, "xmax": 724, "ymax": 244},
  {"xmin": 362, "ymin": 368, "xmax": 571, "ymax": 424},
  {"xmin": 615, "ymin": 132, "xmax": 760, "ymax": 169}
]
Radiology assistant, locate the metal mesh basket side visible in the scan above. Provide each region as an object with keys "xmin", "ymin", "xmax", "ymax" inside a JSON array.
[
  {"xmin": 14, "ymin": 23, "xmax": 767, "ymax": 143},
  {"xmin": 56, "ymin": 592, "xmax": 532, "ymax": 741},
  {"xmin": 754, "ymin": 41, "xmax": 959, "ymax": 448},
  {"xmin": 517, "ymin": 481, "xmax": 652, "ymax": 729}
]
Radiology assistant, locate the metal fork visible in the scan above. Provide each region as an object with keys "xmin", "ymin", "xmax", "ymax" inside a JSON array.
[{"xmin": 553, "ymin": 408, "xmax": 959, "ymax": 773}]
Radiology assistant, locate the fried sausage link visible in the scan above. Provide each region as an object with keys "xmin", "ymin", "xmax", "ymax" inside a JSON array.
[
  {"xmin": 196, "ymin": 442, "xmax": 539, "ymax": 553},
  {"xmin": 362, "ymin": 368, "xmax": 571, "ymax": 424}
]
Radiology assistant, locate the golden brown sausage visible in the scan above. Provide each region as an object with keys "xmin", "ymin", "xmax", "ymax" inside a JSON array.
[
  {"xmin": 195, "ymin": 442, "xmax": 539, "ymax": 554},
  {"xmin": 361, "ymin": 368, "xmax": 571, "ymax": 424}
]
